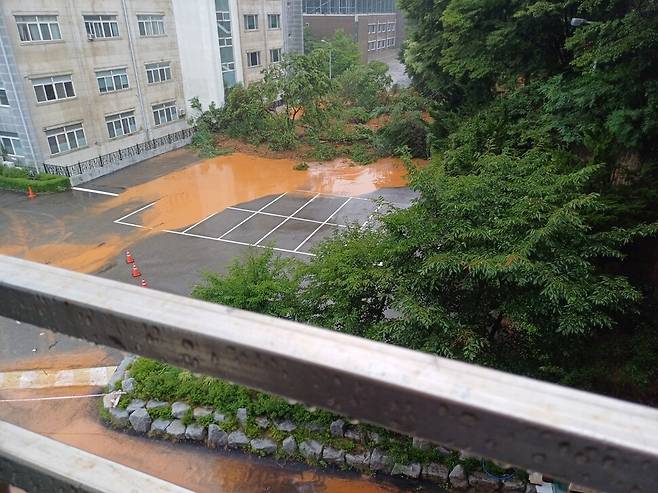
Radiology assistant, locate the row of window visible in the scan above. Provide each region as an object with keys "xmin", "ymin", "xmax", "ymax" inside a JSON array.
[
  {"xmin": 29, "ymin": 63, "xmax": 171, "ymax": 105},
  {"xmin": 367, "ymin": 37, "xmax": 395, "ymax": 51},
  {"xmin": 303, "ymin": 0, "xmax": 396, "ymax": 14},
  {"xmin": 246, "ymin": 48, "xmax": 282, "ymax": 68},
  {"xmin": 367, "ymin": 22, "xmax": 395, "ymax": 34},
  {"xmin": 15, "ymin": 13, "xmax": 166, "ymax": 43},
  {"xmin": 244, "ymin": 14, "xmax": 280, "ymax": 31}
]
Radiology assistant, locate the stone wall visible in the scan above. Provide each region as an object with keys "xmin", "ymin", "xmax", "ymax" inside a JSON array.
[{"xmin": 103, "ymin": 356, "xmax": 537, "ymax": 493}]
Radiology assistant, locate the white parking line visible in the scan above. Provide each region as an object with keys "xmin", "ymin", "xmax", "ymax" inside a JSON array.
[
  {"xmin": 361, "ymin": 202, "xmax": 385, "ymax": 230},
  {"xmin": 254, "ymin": 193, "xmax": 320, "ymax": 246},
  {"xmin": 71, "ymin": 187, "xmax": 119, "ymax": 197},
  {"xmin": 113, "ymin": 201, "xmax": 156, "ymax": 223},
  {"xmin": 182, "ymin": 211, "xmax": 218, "ymax": 233},
  {"xmin": 218, "ymin": 193, "xmax": 287, "ymax": 239},
  {"xmin": 226, "ymin": 206, "xmax": 347, "ymax": 228},
  {"xmin": 295, "ymin": 197, "xmax": 351, "ymax": 252},
  {"xmin": 294, "ymin": 190, "xmax": 371, "ymax": 201}
]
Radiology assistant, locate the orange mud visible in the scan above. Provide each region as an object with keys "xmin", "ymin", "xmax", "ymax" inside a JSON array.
[
  {"xmin": 0, "ymin": 346, "xmax": 117, "ymax": 373},
  {"xmin": 0, "ymin": 388, "xmax": 408, "ymax": 493}
]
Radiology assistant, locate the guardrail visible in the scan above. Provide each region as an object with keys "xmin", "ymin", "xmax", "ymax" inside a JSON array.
[
  {"xmin": 43, "ymin": 128, "xmax": 194, "ymax": 178},
  {"xmin": 1, "ymin": 254, "xmax": 657, "ymax": 493}
]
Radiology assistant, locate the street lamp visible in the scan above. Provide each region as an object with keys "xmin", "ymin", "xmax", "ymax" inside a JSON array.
[{"xmin": 320, "ymin": 39, "xmax": 332, "ymax": 79}]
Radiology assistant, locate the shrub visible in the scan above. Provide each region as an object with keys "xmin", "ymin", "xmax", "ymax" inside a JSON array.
[
  {"xmin": 0, "ymin": 165, "xmax": 70, "ymax": 193},
  {"xmin": 376, "ymin": 111, "xmax": 429, "ymax": 158},
  {"xmin": 268, "ymin": 116, "xmax": 298, "ymax": 151},
  {"xmin": 294, "ymin": 162, "xmax": 309, "ymax": 171},
  {"xmin": 190, "ymin": 121, "xmax": 232, "ymax": 158},
  {"xmin": 309, "ymin": 143, "xmax": 341, "ymax": 161},
  {"xmin": 346, "ymin": 107, "xmax": 371, "ymax": 124},
  {"xmin": 349, "ymin": 143, "xmax": 379, "ymax": 165}
]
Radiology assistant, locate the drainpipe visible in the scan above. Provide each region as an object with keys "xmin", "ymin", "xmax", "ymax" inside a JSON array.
[
  {"xmin": 0, "ymin": 25, "xmax": 40, "ymax": 170},
  {"xmin": 121, "ymin": 0, "xmax": 150, "ymax": 140}
]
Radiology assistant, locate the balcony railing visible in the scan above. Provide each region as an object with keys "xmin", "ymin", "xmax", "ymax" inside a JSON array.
[{"xmin": 1, "ymin": 255, "xmax": 657, "ymax": 493}]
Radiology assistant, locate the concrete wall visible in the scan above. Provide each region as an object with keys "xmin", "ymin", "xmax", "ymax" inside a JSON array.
[{"xmin": 1, "ymin": 0, "xmax": 189, "ymax": 168}]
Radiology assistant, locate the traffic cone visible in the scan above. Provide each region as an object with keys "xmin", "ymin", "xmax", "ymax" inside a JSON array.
[
  {"xmin": 141, "ymin": 279, "xmax": 148, "ymax": 288},
  {"xmin": 27, "ymin": 186, "xmax": 37, "ymax": 199},
  {"xmin": 131, "ymin": 264, "xmax": 141, "ymax": 277},
  {"xmin": 125, "ymin": 251, "xmax": 134, "ymax": 264}
]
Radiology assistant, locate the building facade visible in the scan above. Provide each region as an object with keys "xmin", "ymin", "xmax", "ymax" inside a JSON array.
[
  {"xmin": 0, "ymin": 0, "xmax": 301, "ymax": 177},
  {"xmin": 302, "ymin": 0, "xmax": 402, "ymax": 63}
]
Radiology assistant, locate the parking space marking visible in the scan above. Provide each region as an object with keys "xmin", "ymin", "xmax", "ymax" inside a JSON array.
[
  {"xmin": 294, "ymin": 190, "xmax": 371, "ymax": 202},
  {"xmin": 114, "ymin": 201, "xmax": 156, "ymax": 225},
  {"xmin": 72, "ymin": 187, "xmax": 120, "ymax": 197},
  {"xmin": 226, "ymin": 206, "xmax": 347, "ymax": 228},
  {"xmin": 218, "ymin": 193, "xmax": 287, "ymax": 239},
  {"xmin": 254, "ymin": 193, "xmax": 320, "ymax": 246},
  {"xmin": 295, "ymin": 197, "xmax": 352, "ymax": 252},
  {"xmin": 182, "ymin": 211, "xmax": 219, "ymax": 233},
  {"xmin": 361, "ymin": 202, "xmax": 385, "ymax": 230}
]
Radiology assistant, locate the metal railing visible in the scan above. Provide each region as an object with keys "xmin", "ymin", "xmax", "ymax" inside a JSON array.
[
  {"xmin": 43, "ymin": 128, "xmax": 194, "ymax": 178},
  {"xmin": 1, "ymin": 255, "xmax": 657, "ymax": 493}
]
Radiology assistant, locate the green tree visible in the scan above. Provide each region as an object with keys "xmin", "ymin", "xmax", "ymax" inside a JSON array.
[
  {"xmin": 312, "ymin": 29, "xmax": 362, "ymax": 78},
  {"xmin": 336, "ymin": 61, "xmax": 392, "ymax": 110}
]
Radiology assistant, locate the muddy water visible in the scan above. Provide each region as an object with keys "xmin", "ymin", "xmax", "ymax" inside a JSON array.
[{"xmin": 0, "ymin": 388, "xmax": 418, "ymax": 493}]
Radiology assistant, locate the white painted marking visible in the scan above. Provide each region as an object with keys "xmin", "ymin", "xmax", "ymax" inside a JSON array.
[
  {"xmin": 54, "ymin": 370, "xmax": 74, "ymax": 387},
  {"xmin": 182, "ymin": 211, "xmax": 219, "ymax": 233},
  {"xmin": 254, "ymin": 193, "xmax": 320, "ymax": 245},
  {"xmin": 361, "ymin": 203, "xmax": 384, "ymax": 230},
  {"xmin": 113, "ymin": 201, "xmax": 156, "ymax": 223},
  {"xmin": 227, "ymin": 206, "xmax": 347, "ymax": 228},
  {"xmin": 71, "ymin": 187, "xmax": 119, "ymax": 197},
  {"xmin": 89, "ymin": 366, "xmax": 112, "ymax": 386},
  {"xmin": 294, "ymin": 190, "xmax": 371, "ymax": 201},
  {"xmin": 19, "ymin": 371, "xmax": 39, "ymax": 389},
  {"xmin": 218, "ymin": 193, "xmax": 287, "ymax": 239},
  {"xmin": 295, "ymin": 197, "xmax": 351, "ymax": 252},
  {"xmin": 0, "ymin": 392, "xmax": 114, "ymax": 403}
]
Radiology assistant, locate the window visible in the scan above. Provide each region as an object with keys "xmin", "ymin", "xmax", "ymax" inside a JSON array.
[
  {"xmin": 145, "ymin": 62, "xmax": 172, "ymax": 84},
  {"xmin": 152, "ymin": 101, "xmax": 177, "ymax": 126},
  {"xmin": 267, "ymin": 14, "xmax": 281, "ymax": 29},
  {"xmin": 388, "ymin": 22, "xmax": 395, "ymax": 31},
  {"xmin": 96, "ymin": 68, "xmax": 129, "ymax": 94},
  {"xmin": 46, "ymin": 123, "xmax": 87, "ymax": 155},
  {"xmin": 0, "ymin": 89, "xmax": 8, "ymax": 107},
  {"xmin": 378, "ymin": 22, "xmax": 386, "ymax": 32},
  {"xmin": 387, "ymin": 37, "xmax": 395, "ymax": 47},
  {"xmin": 15, "ymin": 15, "xmax": 61, "ymax": 42},
  {"xmin": 367, "ymin": 23, "xmax": 376, "ymax": 34},
  {"xmin": 367, "ymin": 40, "xmax": 376, "ymax": 51},
  {"xmin": 32, "ymin": 75, "xmax": 75, "ymax": 103},
  {"xmin": 216, "ymin": 0, "xmax": 236, "ymax": 88},
  {"xmin": 377, "ymin": 39, "xmax": 385, "ymax": 49},
  {"xmin": 246, "ymin": 51, "xmax": 261, "ymax": 67},
  {"xmin": 137, "ymin": 15, "xmax": 165, "ymax": 36},
  {"xmin": 0, "ymin": 132, "xmax": 24, "ymax": 157},
  {"xmin": 244, "ymin": 15, "xmax": 258, "ymax": 31},
  {"xmin": 270, "ymin": 48, "xmax": 282, "ymax": 63},
  {"xmin": 106, "ymin": 111, "xmax": 137, "ymax": 139},
  {"xmin": 84, "ymin": 15, "xmax": 119, "ymax": 39}
]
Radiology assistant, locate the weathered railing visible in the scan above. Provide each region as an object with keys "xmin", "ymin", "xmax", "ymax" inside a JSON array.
[
  {"xmin": 43, "ymin": 128, "xmax": 194, "ymax": 178},
  {"xmin": 0, "ymin": 255, "xmax": 657, "ymax": 493}
]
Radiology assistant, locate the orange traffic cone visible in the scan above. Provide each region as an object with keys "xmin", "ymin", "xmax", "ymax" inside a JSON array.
[
  {"xmin": 125, "ymin": 251, "xmax": 134, "ymax": 264},
  {"xmin": 131, "ymin": 264, "xmax": 141, "ymax": 278},
  {"xmin": 27, "ymin": 186, "xmax": 37, "ymax": 199},
  {"xmin": 141, "ymin": 279, "xmax": 148, "ymax": 288}
]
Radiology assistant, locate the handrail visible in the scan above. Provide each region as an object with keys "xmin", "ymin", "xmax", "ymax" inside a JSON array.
[{"xmin": 1, "ymin": 255, "xmax": 657, "ymax": 493}]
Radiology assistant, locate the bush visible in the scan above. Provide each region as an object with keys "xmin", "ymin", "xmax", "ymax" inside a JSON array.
[
  {"xmin": 376, "ymin": 111, "xmax": 429, "ymax": 158},
  {"xmin": 308, "ymin": 143, "xmax": 341, "ymax": 161},
  {"xmin": 294, "ymin": 162, "xmax": 309, "ymax": 171},
  {"xmin": 190, "ymin": 122, "xmax": 232, "ymax": 158},
  {"xmin": 346, "ymin": 107, "xmax": 371, "ymax": 124},
  {"xmin": 0, "ymin": 165, "xmax": 70, "ymax": 192},
  {"xmin": 349, "ymin": 143, "xmax": 379, "ymax": 165},
  {"xmin": 267, "ymin": 115, "xmax": 298, "ymax": 151}
]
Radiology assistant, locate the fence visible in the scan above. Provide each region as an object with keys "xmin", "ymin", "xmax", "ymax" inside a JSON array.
[
  {"xmin": 1, "ymin": 255, "xmax": 657, "ymax": 493},
  {"xmin": 43, "ymin": 128, "xmax": 194, "ymax": 178}
]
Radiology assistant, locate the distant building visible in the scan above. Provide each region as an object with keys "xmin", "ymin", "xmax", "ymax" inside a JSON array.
[
  {"xmin": 302, "ymin": 0, "xmax": 403, "ymax": 63},
  {"xmin": 0, "ymin": 0, "xmax": 302, "ymax": 180}
]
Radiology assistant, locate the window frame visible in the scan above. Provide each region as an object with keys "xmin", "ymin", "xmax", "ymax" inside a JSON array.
[
  {"xmin": 0, "ymin": 89, "xmax": 9, "ymax": 107},
  {"xmin": 267, "ymin": 14, "xmax": 281, "ymax": 29},
  {"xmin": 246, "ymin": 50, "xmax": 261, "ymax": 68},
  {"xmin": 32, "ymin": 75, "xmax": 76, "ymax": 103},
  {"xmin": 45, "ymin": 123, "xmax": 87, "ymax": 156},
  {"xmin": 367, "ymin": 23, "xmax": 376, "ymax": 34},
  {"xmin": 105, "ymin": 110, "xmax": 137, "ymax": 139},
  {"xmin": 152, "ymin": 101, "xmax": 178, "ymax": 126},
  {"xmin": 83, "ymin": 15, "xmax": 120, "ymax": 39},
  {"xmin": 270, "ymin": 48, "xmax": 282, "ymax": 63},
  {"xmin": 0, "ymin": 133, "xmax": 23, "ymax": 157},
  {"xmin": 137, "ymin": 14, "xmax": 165, "ymax": 37},
  {"xmin": 367, "ymin": 40, "xmax": 376, "ymax": 51},
  {"xmin": 388, "ymin": 21, "xmax": 395, "ymax": 32},
  {"xmin": 378, "ymin": 22, "xmax": 386, "ymax": 33},
  {"xmin": 96, "ymin": 68, "xmax": 130, "ymax": 94},
  {"xmin": 15, "ymin": 15, "xmax": 62, "ymax": 43},
  {"xmin": 145, "ymin": 62, "xmax": 172, "ymax": 84},
  {"xmin": 387, "ymin": 37, "xmax": 395, "ymax": 47},
  {"xmin": 244, "ymin": 14, "xmax": 258, "ymax": 31},
  {"xmin": 377, "ymin": 39, "xmax": 385, "ymax": 49}
]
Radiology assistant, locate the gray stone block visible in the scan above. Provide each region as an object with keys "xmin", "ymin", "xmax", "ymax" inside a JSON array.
[
  {"xmin": 345, "ymin": 451, "xmax": 370, "ymax": 471},
  {"xmin": 108, "ymin": 355, "xmax": 136, "ymax": 390},
  {"xmin": 129, "ymin": 408, "xmax": 152, "ymax": 433},
  {"xmin": 412, "ymin": 437, "xmax": 431, "ymax": 450},
  {"xmin": 391, "ymin": 463, "xmax": 421, "ymax": 479},
  {"xmin": 449, "ymin": 465, "xmax": 469, "ymax": 490},
  {"xmin": 126, "ymin": 399, "xmax": 145, "ymax": 413},
  {"xmin": 436, "ymin": 445, "xmax": 452, "ymax": 457},
  {"xmin": 255, "ymin": 416, "xmax": 270, "ymax": 429},
  {"xmin": 299, "ymin": 440, "xmax": 323, "ymax": 460},
  {"xmin": 185, "ymin": 422, "xmax": 207, "ymax": 441},
  {"xmin": 146, "ymin": 400, "xmax": 168, "ymax": 410},
  {"xmin": 367, "ymin": 431, "xmax": 382, "ymax": 444},
  {"xmin": 422, "ymin": 462, "xmax": 449, "ymax": 483},
  {"xmin": 281, "ymin": 436, "xmax": 297, "ymax": 455},
  {"xmin": 236, "ymin": 407, "xmax": 248, "ymax": 426},
  {"xmin": 502, "ymin": 479, "xmax": 526, "ymax": 492},
  {"xmin": 275, "ymin": 420, "xmax": 297, "ymax": 432},
  {"xmin": 227, "ymin": 430, "xmax": 250, "ymax": 449},
  {"xmin": 369, "ymin": 447, "xmax": 394, "ymax": 473},
  {"xmin": 109, "ymin": 407, "xmax": 129, "ymax": 427},
  {"xmin": 207, "ymin": 424, "xmax": 228, "ymax": 448},
  {"xmin": 468, "ymin": 471, "xmax": 500, "ymax": 492},
  {"xmin": 150, "ymin": 418, "xmax": 172, "ymax": 435},
  {"xmin": 251, "ymin": 438, "xmax": 277, "ymax": 455},
  {"xmin": 344, "ymin": 429, "xmax": 362, "ymax": 441},
  {"xmin": 121, "ymin": 378, "xmax": 135, "ymax": 393},
  {"xmin": 165, "ymin": 419, "xmax": 186, "ymax": 439},
  {"xmin": 322, "ymin": 447, "xmax": 345, "ymax": 464},
  {"xmin": 193, "ymin": 407, "xmax": 212, "ymax": 419},
  {"xmin": 213, "ymin": 412, "xmax": 226, "ymax": 424},
  {"xmin": 329, "ymin": 419, "xmax": 345, "ymax": 437},
  {"xmin": 171, "ymin": 402, "xmax": 190, "ymax": 419}
]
